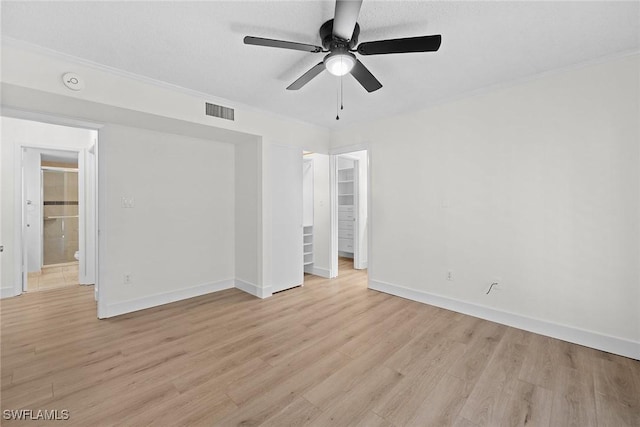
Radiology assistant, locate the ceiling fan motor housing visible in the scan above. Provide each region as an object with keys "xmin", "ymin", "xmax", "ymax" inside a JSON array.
[{"xmin": 320, "ymin": 19, "xmax": 360, "ymax": 50}]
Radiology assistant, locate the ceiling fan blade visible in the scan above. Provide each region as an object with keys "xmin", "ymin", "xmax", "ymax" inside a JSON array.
[
  {"xmin": 333, "ymin": 0, "xmax": 363, "ymax": 41},
  {"xmin": 350, "ymin": 59, "xmax": 382, "ymax": 93},
  {"xmin": 287, "ymin": 62, "xmax": 326, "ymax": 90},
  {"xmin": 357, "ymin": 35, "xmax": 442, "ymax": 55},
  {"xmin": 244, "ymin": 36, "xmax": 322, "ymax": 53}
]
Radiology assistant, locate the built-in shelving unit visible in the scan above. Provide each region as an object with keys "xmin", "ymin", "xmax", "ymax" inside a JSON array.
[
  {"xmin": 303, "ymin": 225, "xmax": 314, "ymax": 268},
  {"xmin": 303, "ymin": 158, "xmax": 314, "ymax": 274}
]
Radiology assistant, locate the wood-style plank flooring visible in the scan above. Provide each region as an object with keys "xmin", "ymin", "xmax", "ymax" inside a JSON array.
[
  {"xmin": 1, "ymin": 258, "xmax": 639, "ymax": 426},
  {"xmin": 27, "ymin": 262, "xmax": 79, "ymax": 292}
]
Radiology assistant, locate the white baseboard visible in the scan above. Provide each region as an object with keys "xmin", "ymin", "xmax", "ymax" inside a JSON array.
[
  {"xmin": 369, "ymin": 279, "xmax": 640, "ymax": 360},
  {"xmin": 235, "ymin": 279, "xmax": 271, "ymax": 299},
  {"xmin": 307, "ymin": 266, "xmax": 331, "ymax": 278},
  {"xmin": 0, "ymin": 287, "xmax": 18, "ymax": 299},
  {"xmin": 102, "ymin": 279, "xmax": 235, "ymax": 318}
]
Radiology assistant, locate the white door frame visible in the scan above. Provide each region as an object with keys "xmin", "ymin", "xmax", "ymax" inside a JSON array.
[
  {"xmin": 5, "ymin": 109, "xmax": 102, "ymax": 315},
  {"xmin": 17, "ymin": 144, "xmax": 97, "ymax": 292},
  {"xmin": 335, "ymin": 154, "xmax": 360, "ymax": 269},
  {"xmin": 329, "ymin": 143, "xmax": 371, "ymax": 280}
]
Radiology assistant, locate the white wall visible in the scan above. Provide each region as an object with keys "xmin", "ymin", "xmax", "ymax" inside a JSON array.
[
  {"xmin": 0, "ymin": 117, "xmax": 94, "ymax": 296},
  {"xmin": 1, "ymin": 42, "xmax": 330, "ymax": 153},
  {"xmin": 235, "ymin": 138, "xmax": 262, "ymax": 295},
  {"xmin": 98, "ymin": 124, "xmax": 235, "ymax": 317},
  {"xmin": 303, "ymin": 159, "xmax": 314, "ymax": 227},
  {"xmin": 307, "ymin": 153, "xmax": 331, "ymax": 277},
  {"xmin": 332, "ymin": 54, "xmax": 640, "ymax": 358},
  {"xmin": 337, "ymin": 157, "xmax": 353, "ymax": 170},
  {"xmin": 1, "ymin": 42, "xmax": 332, "ymax": 307}
]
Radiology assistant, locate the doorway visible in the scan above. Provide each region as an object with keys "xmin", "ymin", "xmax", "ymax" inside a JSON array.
[
  {"xmin": 26, "ymin": 152, "xmax": 81, "ymax": 291},
  {"xmin": 331, "ymin": 149, "xmax": 369, "ymax": 277},
  {"xmin": 3, "ymin": 116, "xmax": 99, "ymax": 300}
]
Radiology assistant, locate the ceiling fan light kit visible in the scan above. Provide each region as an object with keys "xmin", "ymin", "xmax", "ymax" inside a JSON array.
[
  {"xmin": 324, "ymin": 51, "xmax": 356, "ymax": 76},
  {"xmin": 244, "ymin": 0, "xmax": 441, "ymax": 115}
]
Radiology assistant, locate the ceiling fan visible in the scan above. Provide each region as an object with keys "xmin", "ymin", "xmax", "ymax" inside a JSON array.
[{"xmin": 243, "ymin": 0, "xmax": 442, "ymax": 93}]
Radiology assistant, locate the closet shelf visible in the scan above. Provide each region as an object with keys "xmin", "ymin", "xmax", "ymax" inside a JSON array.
[
  {"xmin": 338, "ymin": 165, "xmax": 356, "ymax": 255},
  {"xmin": 303, "ymin": 224, "xmax": 314, "ymax": 270}
]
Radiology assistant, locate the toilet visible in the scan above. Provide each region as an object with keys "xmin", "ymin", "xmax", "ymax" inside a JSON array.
[{"xmin": 74, "ymin": 250, "xmax": 79, "ymax": 261}]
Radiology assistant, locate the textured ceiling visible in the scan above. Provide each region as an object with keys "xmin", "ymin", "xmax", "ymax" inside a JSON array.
[{"xmin": 2, "ymin": 1, "xmax": 638, "ymax": 129}]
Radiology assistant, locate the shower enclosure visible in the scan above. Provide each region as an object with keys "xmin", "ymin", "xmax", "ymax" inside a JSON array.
[{"xmin": 42, "ymin": 167, "xmax": 79, "ymax": 265}]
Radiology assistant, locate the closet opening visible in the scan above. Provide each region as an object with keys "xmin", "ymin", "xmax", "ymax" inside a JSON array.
[
  {"xmin": 275, "ymin": 147, "xmax": 369, "ymax": 291},
  {"xmin": 331, "ymin": 149, "xmax": 368, "ymax": 278}
]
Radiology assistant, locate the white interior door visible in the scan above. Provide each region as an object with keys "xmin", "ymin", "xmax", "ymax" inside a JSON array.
[
  {"xmin": 23, "ymin": 148, "xmax": 42, "ymax": 282},
  {"xmin": 21, "ymin": 149, "xmax": 31, "ymax": 292},
  {"xmin": 352, "ymin": 159, "xmax": 360, "ymax": 269},
  {"xmin": 270, "ymin": 144, "xmax": 303, "ymax": 293}
]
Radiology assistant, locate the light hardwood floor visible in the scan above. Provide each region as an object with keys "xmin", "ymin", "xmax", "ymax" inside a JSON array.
[
  {"xmin": 27, "ymin": 262, "xmax": 79, "ymax": 292},
  {"xmin": 1, "ymin": 259, "xmax": 639, "ymax": 426}
]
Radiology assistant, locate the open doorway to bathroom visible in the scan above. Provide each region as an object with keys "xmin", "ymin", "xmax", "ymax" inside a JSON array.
[
  {"xmin": 2, "ymin": 115, "xmax": 99, "ymax": 300},
  {"xmin": 26, "ymin": 152, "xmax": 81, "ymax": 292}
]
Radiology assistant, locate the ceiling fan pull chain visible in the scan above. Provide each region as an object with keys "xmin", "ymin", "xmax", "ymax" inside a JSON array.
[
  {"xmin": 340, "ymin": 74, "xmax": 344, "ymax": 110},
  {"xmin": 336, "ymin": 79, "xmax": 340, "ymax": 120}
]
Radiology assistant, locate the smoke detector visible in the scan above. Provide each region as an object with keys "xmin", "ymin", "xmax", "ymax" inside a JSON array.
[{"xmin": 62, "ymin": 72, "xmax": 84, "ymax": 91}]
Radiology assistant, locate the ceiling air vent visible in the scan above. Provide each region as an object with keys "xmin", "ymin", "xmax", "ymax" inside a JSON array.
[{"xmin": 205, "ymin": 102, "xmax": 234, "ymax": 121}]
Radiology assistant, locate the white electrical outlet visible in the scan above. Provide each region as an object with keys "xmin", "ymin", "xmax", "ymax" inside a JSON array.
[
  {"xmin": 123, "ymin": 273, "xmax": 132, "ymax": 285},
  {"xmin": 447, "ymin": 271, "xmax": 453, "ymax": 281},
  {"xmin": 121, "ymin": 196, "xmax": 135, "ymax": 208}
]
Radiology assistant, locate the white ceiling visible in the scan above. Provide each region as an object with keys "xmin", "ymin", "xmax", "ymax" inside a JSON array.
[{"xmin": 2, "ymin": 1, "xmax": 638, "ymax": 130}]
